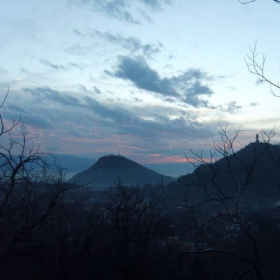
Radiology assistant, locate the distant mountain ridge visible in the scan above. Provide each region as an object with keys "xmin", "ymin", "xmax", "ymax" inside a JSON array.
[{"xmin": 69, "ymin": 155, "xmax": 174, "ymax": 187}]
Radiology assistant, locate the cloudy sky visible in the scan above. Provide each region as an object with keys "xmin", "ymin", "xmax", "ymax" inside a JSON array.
[{"xmin": 0, "ymin": 0, "xmax": 280, "ymax": 169}]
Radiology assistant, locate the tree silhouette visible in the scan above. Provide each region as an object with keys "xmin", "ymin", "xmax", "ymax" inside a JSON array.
[
  {"xmin": 0, "ymin": 90, "xmax": 76, "ymax": 278},
  {"xmin": 160, "ymin": 126, "xmax": 280, "ymax": 279}
]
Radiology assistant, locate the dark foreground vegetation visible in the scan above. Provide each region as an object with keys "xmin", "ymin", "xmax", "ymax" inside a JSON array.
[{"xmin": 1, "ymin": 93, "xmax": 280, "ymax": 280}]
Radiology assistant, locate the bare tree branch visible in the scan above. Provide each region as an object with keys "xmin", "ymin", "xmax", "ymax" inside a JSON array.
[
  {"xmin": 240, "ymin": 0, "xmax": 280, "ymax": 3},
  {"xmin": 245, "ymin": 42, "xmax": 280, "ymax": 97},
  {"xmin": 0, "ymin": 90, "xmax": 78, "ymax": 269}
]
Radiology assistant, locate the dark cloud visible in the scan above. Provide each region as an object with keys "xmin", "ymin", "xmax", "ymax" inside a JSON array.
[
  {"xmin": 133, "ymin": 97, "xmax": 142, "ymax": 102},
  {"xmin": 68, "ymin": 62, "xmax": 84, "ymax": 70},
  {"xmin": 21, "ymin": 86, "xmax": 216, "ymax": 141},
  {"xmin": 122, "ymin": 116, "xmax": 215, "ymax": 142},
  {"xmin": 219, "ymin": 101, "xmax": 242, "ymax": 114},
  {"xmin": 108, "ymin": 55, "xmax": 214, "ymax": 107},
  {"xmin": 93, "ymin": 86, "xmax": 102, "ymax": 94},
  {"xmin": 11, "ymin": 85, "xmax": 228, "ymax": 163},
  {"xmin": 94, "ymin": 30, "xmax": 161, "ymax": 57},
  {"xmin": 69, "ymin": 0, "xmax": 170, "ymax": 23},
  {"xmin": 250, "ymin": 102, "xmax": 259, "ymax": 107},
  {"xmin": 256, "ymin": 78, "xmax": 265, "ymax": 85},
  {"xmin": 164, "ymin": 97, "xmax": 177, "ymax": 103},
  {"xmin": 21, "ymin": 113, "xmax": 53, "ymax": 129},
  {"xmin": 23, "ymin": 87, "xmax": 82, "ymax": 107},
  {"xmin": 4, "ymin": 100, "xmax": 53, "ymax": 130},
  {"xmin": 71, "ymin": 0, "xmax": 139, "ymax": 24},
  {"xmin": 75, "ymin": 85, "xmax": 100, "ymax": 96},
  {"xmin": 139, "ymin": 0, "xmax": 170, "ymax": 10},
  {"xmin": 78, "ymin": 84, "xmax": 90, "ymax": 93},
  {"xmin": 227, "ymin": 101, "xmax": 242, "ymax": 113},
  {"xmin": 138, "ymin": 9, "xmax": 153, "ymax": 23},
  {"xmin": 39, "ymin": 59, "xmax": 66, "ymax": 70},
  {"xmin": 85, "ymin": 96, "xmax": 137, "ymax": 124},
  {"xmin": 22, "ymin": 87, "xmax": 134, "ymax": 126},
  {"xmin": 8, "ymin": 104, "xmax": 27, "ymax": 114},
  {"xmin": 108, "ymin": 56, "xmax": 177, "ymax": 96},
  {"xmin": 64, "ymin": 44, "xmax": 96, "ymax": 56},
  {"xmin": 20, "ymin": 68, "xmax": 31, "ymax": 74},
  {"xmin": 183, "ymin": 81, "xmax": 214, "ymax": 108},
  {"xmin": 73, "ymin": 29, "xmax": 84, "ymax": 37},
  {"xmin": 85, "ymin": 100, "xmax": 215, "ymax": 141}
]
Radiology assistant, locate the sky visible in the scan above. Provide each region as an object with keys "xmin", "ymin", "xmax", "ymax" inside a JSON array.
[{"xmin": 0, "ymin": 0, "xmax": 280, "ymax": 170}]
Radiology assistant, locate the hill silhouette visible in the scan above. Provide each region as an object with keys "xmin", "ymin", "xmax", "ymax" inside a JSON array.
[
  {"xmin": 166, "ymin": 142, "xmax": 280, "ymax": 204},
  {"xmin": 69, "ymin": 155, "xmax": 174, "ymax": 187}
]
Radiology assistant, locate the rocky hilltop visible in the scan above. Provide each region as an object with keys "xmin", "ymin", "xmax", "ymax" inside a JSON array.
[
  {"xmin": 69, "ymin": 155, "xmax": 174, "ymax": 187},
  {"xmin": 166, "ymin": 142, "xmax": 280, "ymax": 203}
]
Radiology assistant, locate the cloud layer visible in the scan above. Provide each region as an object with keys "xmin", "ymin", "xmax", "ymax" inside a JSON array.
[
  {"xmin": 1, "ymin": 0, "xmax": 274, "ymax": 169},
  {"xmin": 108, "ymin": 55, "xmax": 214, "ymax": 107},
  {"xmin": 70, "ymin": 0, "xmax": 170, "ymax": 23},
  {"xmin": 2, "ymin": 86, "xmax": 221, "ymax": 162},
  {"xmin": 93, "ymin": 30, "xmax": 162, "ymax": 57}
]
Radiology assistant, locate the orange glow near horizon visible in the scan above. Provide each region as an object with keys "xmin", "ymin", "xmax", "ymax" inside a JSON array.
[{"xmin": 138, "ymin": 154, "xmax": 219, "ymax": 165}]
